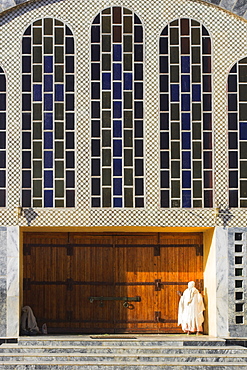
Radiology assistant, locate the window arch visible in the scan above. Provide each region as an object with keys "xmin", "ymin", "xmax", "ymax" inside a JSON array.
[
  {"xmin": 21, "ymin": 18, "xmax": 75, "ymax": 208},
  {"xmin": 91, "ymin": 7, "xmax": 144, "ymax": 208},
  {"xmin": 228, "ymin": 57, "xmax": 247, "ymax": 207},
  {"xmin": 0, "ymin": 67, "xmax": 6, "ymax": 207},
  {"xmin": 159, "ymin": 18, "xmax": 213, "ymax": 208}
]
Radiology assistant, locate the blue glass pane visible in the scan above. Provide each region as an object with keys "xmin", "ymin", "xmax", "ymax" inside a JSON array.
[
  {"xmin": 33, "ymin": 85, "xmax": 42, "ymax": 101},
  {"xmin": 113, "ymin": 64, "xmax": 122, "ymax": 80},
  {"xmin": 124, "ymin": 73, "xmax": 132, "ymax": 90},
  {"xmin": 113, "ymin": 82, "xmax": 122, "ymax": 99},
  {"xmin": 171, "ymin": 85, "xmax": 179, "ymax": 102},
  {"xmin": 22, "ymin": 113, "xmax": 31, "ymax": 130},
  {"xmin": 44, "ymin": 56, "xmax": 53, "ymax": 73},
  {"xmin": 181, "ymin": 75, "xmax": 190, "ymax": 92},
  {"xmin": 182, "ymin": 190, "xmax": 191, "ymax": 208},
  {"xmin": 22, "ymin": 94, "xmax": 31, "ymax": 111},
  {"xmin": 113, "ymin": 140, "xmax": 122, "ymax": 157},
  {"xmin": 22, "ymin": 56, "xmax": 31, "ymax": 73},
  {"xmin": 44, "ymin": 132, "xmax": 53, "ymax": 149},
  {"xmin": 102, "ymin": 73, "xmax": 111, "ymax": 90},
  {"xmin": 114, "ymin": 198, "xmax": 122, "ymax": 207},
  {"xmin": 182, "ymin": 171, "xmax": 191, "ymax": 188},
  {"xmin": 240, "ymin": 122, "xmax": 247, "ymax": 140},
  {"xmin": 182, "ymin": 132, "xmax": 191, "ymax": 149},
  {"xmin": 44, "ymin": 94, "xmax": 53, "ymax": 111},
  {"xmin": 66, "ymin": 56, "xmax": 74, "ymax": 73},
  {"xmin": 44, "ymin": 113, "xmax": 53, "ymax": 130},
  {"xmin": 44, "ymin": 151, "xmax": 53, "ymax": 168},
  {"xmin": 161, "ymin": 26, "xmax": 168, "ymax": 35},
  {"xmin": 182, "ymin": 94, "xmax": 190, "ymax": 111},
  {"xmin": 230, "ymin": 64, "xmax": 237, "ymax": 74},
  {"xmin": 0, "ymin": 113, "xmax": 6, "ymax": 130},
  {"xmin": 113, "ymin": 120, "xmax": 122, "ymax": 137},
  {"xmin": 181, "ymin": 56, "xmax": 190, "ymax": 73},
  {"xmin": 55, "ymin": 85, "xmax": 64, "ymax": 101},
  {"xmin": 113, "ymin": 158, "xmax": 122, "ymax": 176},
  {"xmin": 113, "ymin": 45, "xmax": 122, "ymax": 61},
  {"xmin": 0, "ymin": 95, "xmax": 6, "ymax": 111},
  {"xmin": 192, "ymin": 85, "xmax": 201, "ymax": 102},
  {"xmin": 44, "ymin": 170, "xmax": 53, "ymax": 188},
  {"xmin": 160, "ymin": 56, "xmax": 168, "ymax": 73},
  {"xmin": 182, "ymin": 113, "xmax": 190, "ymax": 130},
  {"xmin": 44, "ymin": 75, "xmax": 53, "ymax": 92},
  {"xmin": 113, "ymin": 178, "xmax": 122, "ymax": 195},
  {"xmin": 182, "ymin": 152, "xmax": 191, "ymax": 169},
  {"xmin": 44, "ymin": 190, "xmax": 53, "ymax": 207},
  {"xmin": 113, "ymin": 102, "xmax": 122, "ymax": 118}
]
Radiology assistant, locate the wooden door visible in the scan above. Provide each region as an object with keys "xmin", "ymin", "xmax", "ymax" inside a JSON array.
[{"xmin": 23, "ymin": 232, "xmax": 203, "ymax": 334}]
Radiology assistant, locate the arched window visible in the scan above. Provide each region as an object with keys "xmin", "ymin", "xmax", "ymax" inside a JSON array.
[
  {"xmin": 0, "ymin": 67, "xmax": 6, "ymax": 207},
  {"xmin": 21, "ymin": 18, "xmax": 75, "ymax": 208},
  {"xmin": 159, "ymin": 19, "xmax": 213, "ymax": 208},
  {"xmin": 91, "ymin": 7, "xmax": 144, "ymax": 208},
  {"xmin": 228, "ymin": 57, "xmax": 247, "ymax": 207}
]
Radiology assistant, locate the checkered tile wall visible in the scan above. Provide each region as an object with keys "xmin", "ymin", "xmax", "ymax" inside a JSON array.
[{"xmin": 0, "ymin": 0, "xmax": 247, "ymax": 227}]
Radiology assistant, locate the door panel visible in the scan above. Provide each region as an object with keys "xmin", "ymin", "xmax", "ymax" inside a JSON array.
[
  {"xmin": 114, "ymin": 246, "xmax": 158, "ymax": 332},
  {"xmin": 114, "ymin": 234, "xmax": 159, "ymax": 332},
  {"xmin": 157, "ymin": 233, "xmax": 203, "ymax": 333},
  {"xmin": 23, "ymin": 233, "xmax": 70, "ymax": 331},
  {"xmin": 69, "ymin": 234, "xmax": 115, "ymax": 332}
]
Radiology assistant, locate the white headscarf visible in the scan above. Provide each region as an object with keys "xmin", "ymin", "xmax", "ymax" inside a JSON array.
[{"xmin": 187, "ymin": 281, "xmax": 196, "ymax": 302}]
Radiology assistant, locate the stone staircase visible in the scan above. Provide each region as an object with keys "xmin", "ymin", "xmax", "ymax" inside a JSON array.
[{"xmin": 0, "ymin": 335, "xmax": 247, "ymax": 369}]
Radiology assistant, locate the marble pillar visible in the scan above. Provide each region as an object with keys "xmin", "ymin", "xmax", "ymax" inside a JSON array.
[
  {"xmin": 204, "ymin": 227, "xmax": 229, "ymax": 337},
  {"xmin": 215, "ymin": 227, "xmax": 229, "ymax": 337},
  {"xmin": 6, "ymin": 226, "xmax": 19, "ymax": 337},
  {"xmin": 0, "ymin": 227, "xmax": 7, "ymax": 337},
  {"xmin": 0, "ymin": 226, "xmax": 19, "ymax": 338}
]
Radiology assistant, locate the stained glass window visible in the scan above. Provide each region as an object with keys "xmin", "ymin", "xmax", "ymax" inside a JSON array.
[
  {"xmin": 22, "ymin": 18, "xmax": 75, "ymax": 208},
  {"xmin": 91, "ymin": 7, "xmax": 144, "ymax": 208},
  {"xmin": 159, "ymin": 18, "xmax": 213, "ymax": 208},
  {"xmin": 0, "ymin": 67, "xmax": 6, "ymax": 207},
  {"xmin": 228, "ymin": 57, "xmax": 247, "ymax": 207}
]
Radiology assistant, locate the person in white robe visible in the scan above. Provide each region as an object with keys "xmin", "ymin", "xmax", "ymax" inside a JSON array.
[{"xmin": 178, "ymin": 281, "xmax": 205, "ymax": 335}]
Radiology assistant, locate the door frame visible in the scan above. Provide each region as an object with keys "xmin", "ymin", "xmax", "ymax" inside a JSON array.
[{"xmin": 21, "ymin": 227, "xmax": 210, "ymax": 334}]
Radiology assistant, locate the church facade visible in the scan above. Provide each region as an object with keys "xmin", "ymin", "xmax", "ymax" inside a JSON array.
[{"xmin": 0, "ymin": 0, "xmax": 247, "ymax": 339}]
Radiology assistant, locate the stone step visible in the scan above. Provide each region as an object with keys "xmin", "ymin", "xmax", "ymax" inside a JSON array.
[
  {"xmin": 17, "ymin": 337, "xmax": 226, "ymax": 347},
  {"xmin": 0, "ymin": 352, "xmax": 247, "ymax": 362},
  {"xmin": 0, "ymin": 361, "xmax": 247, "ymax": 369},
  {"xmin": 0, "ymin": 344, "xmax": 246, "ymax": 355}
]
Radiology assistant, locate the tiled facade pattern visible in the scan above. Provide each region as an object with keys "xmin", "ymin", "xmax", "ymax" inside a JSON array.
[{"xmin": 0, "ymin": 0, "xmax": 245, "ymax": 227}]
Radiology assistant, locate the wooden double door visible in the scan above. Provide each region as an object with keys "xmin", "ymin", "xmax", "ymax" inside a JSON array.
[{"xmin": 23, "ymin": 232, "xmax": 203, "ymax": 333}]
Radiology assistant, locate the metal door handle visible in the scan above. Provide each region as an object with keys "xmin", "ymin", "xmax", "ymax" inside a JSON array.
[{"xmin": 89, "ymin": 296, "xmax": 141, "ymax": 307}]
